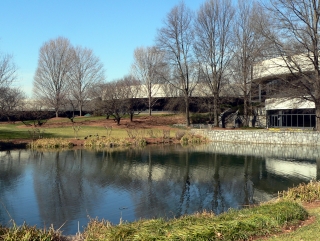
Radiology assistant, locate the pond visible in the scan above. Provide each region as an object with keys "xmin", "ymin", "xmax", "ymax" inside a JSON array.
[{"xmin": 0, "ymin": 143, "xmax": 319, "ymax": 235}]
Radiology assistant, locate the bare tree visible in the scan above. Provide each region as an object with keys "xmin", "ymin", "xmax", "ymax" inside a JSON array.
[
  {"xmin": 0, "ymin": 52, "xmax": 26, "ymax": 121},
  {"xmin": 87, "ymin": 80, "xmax": 107, "ymax": 116},
  {"xmin": 260, "ymin": 0, "xmax": 320, "ymax": 130},
  {"xmin": 0, "ymin": 53, "xmax": 17, "ymax": 89},
  {"xmin": 156, "ymin": 2, "xmax": 198, "ymax": 126},
  {"xmin": 21, "ymin": 98, "xmax": 54, "ymax": 126},
  {"xmin": 33, "ymin": 37, "xmax": 75, "ymax": 117},
  {"xmin": 131, "ymin": 46, "xmax": 165, "ymax": 116},
  {"xmin": 0, "ymin": 87, "xmax": 25, "ymax": 121},
  {"xmin": 69, "ymin": 46, "xmax": 105, "ymax": 116},
  {"xmin": 121, "ymin": 75, "xmax": 142, "ymax": 122},
  {"xmin": 161, "ymin": 80, "xmax": 180, "ymax": 98},
  {"xmin": 102, "ymin": 79, "xmax": 129, "ymax": 125},
  {"xmin": 231, "ymin": 0, "xmax": 269, "ymax": 126},
  {"xmin": 194, "ymin": 0, "xmax": 235, "ymax": 127}
]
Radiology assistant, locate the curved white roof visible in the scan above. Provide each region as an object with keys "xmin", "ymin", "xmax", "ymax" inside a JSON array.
[
  {"xmin": 253, "ymin": 54, "xmax": 314, "ymax": 82},
  {"xmin": 265, "ymin": 97, "xmax": 315, "ymax": 110}
]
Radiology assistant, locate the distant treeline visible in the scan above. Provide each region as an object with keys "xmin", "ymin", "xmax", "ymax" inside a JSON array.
[
  {"xmin": 0, "ymin": 110, "xmax": 82, "ymax": 122},
  {"xmin": 0, "ymin": 96, "xmax": 243, "ymax": 122}
]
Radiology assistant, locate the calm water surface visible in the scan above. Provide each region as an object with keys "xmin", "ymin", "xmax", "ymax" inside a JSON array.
[{"xmin": 0, "ymin": 143, "xmax": 319, "ymax": 235}]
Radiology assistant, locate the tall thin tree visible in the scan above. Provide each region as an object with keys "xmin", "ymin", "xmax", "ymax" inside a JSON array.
[
  {"xmin": 69, "ymin": 46, "xmax": 105, "ymax": 116},
  {"xmin": 231, "ymin": 0, "xmax": 269, "ymax": 126},
  {"xmin": 194, "ymin": 0, "xmax": 235, "ymax": 127},
  {"xmin": 131, "ymin": 46, "xmax": 164, "ymax": 116},
  {"xmin": 156, "ymin": 2, "xmax": 197, "ymax": 126}
]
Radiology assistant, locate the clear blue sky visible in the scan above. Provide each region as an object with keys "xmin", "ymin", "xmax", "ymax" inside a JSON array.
[{"xmin": 0, "ymin": 0, "xmax": 203, "ymax": 97}]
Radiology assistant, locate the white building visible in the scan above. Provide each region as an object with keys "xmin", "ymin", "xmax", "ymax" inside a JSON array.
[{"xmin": 253, "ymin": 55, "xmax": 316, "ymax": 128}]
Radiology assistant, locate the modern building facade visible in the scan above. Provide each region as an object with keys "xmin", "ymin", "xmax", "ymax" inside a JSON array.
[{"xmin": 253, "ymin": 55, "xmax": 316, "ymax": 129}]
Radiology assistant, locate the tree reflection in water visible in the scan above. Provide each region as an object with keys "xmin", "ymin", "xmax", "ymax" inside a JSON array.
[
  {"xmin": 212, "ymin": 153, "xmax": 226, "ymax": 213},
  {"xmin": 0, "ymin": 143, "xmax": 319, "ymax": 235}
]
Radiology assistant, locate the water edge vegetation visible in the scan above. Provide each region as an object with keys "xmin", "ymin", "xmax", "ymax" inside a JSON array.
[{"xmin": 1, "ymin": 181, "xmax": 320, "ymax": 240}]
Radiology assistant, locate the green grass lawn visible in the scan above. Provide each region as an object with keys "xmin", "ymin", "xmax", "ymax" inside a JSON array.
[
  {"xmin": 0, "ymin": 124, "xmax": 131, "ymax": 140},
  {"xmin": 44, "ymin": 126, "xmax": 129, "ymax": 139},
  {"xmin": 0, "ymin": 115, "xmax": 179, "ymax": 140},
  {"xmin": 0, "ymin": 116, "xmax": 127, "ymax": 140},
  {"xmin": 0, "ymin": 123, "xmax": 31, "ymax": 139}
]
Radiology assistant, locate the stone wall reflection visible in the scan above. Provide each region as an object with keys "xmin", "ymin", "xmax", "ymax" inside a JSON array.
[{"xmin": 192, "ymin": 142, "xmax": 320, "ymax": 160}]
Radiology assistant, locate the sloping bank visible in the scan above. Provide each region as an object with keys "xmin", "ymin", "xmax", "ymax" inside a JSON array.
[
  {"xmin": 67, "ymin": 181, "xmax": 320, "ymax": 240},
  {"xmin": 191, "ymin": 129, "xmax": 320, "ymax": 145},
  {"xmin": 2, "ymin": 181, "xmax": 320, "ymax": 241},
  {"xmin": 82, "ymin": 200, "xmax": 306, "ymax": 241}
]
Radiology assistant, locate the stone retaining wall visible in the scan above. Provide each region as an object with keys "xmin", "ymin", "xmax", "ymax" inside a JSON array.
[{"xmin": 191, "ymin": 129, "xmax": 320, "ymax": 146}]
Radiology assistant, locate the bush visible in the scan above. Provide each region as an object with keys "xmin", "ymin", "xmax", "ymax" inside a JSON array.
[
  {"xmin": 28, "ymin": 138, "xmax": 73, "ymax": 148},
  {"xmin": 84, "ymin": 136, "xmax": 147, "ymax": 148},
  {"xmin": 190, "ymin": 113, "xmax": 210, "ymax": 124},
  {"xmin": 180, "ymin": 133, "xmax": 209, "ymax": 145},
  {"xmin": 278, "ymin": 180, "xmax": 320, "ymax": 203},
  {"xmin": 0, "ymin": 221, "xmax": 62, "ymax": 241},
  {"xmin": 175, "ymin": 130, "xmax": 186, "ymax": 140}
]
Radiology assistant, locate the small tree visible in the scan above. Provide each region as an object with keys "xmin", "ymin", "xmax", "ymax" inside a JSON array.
[
  {"xmin": 0, "ymin": 53, "xmax": 24, "ymax": 121},
  {"xmin": 121, "ymin": 75, "xmax": 142, "ymax": 122},
  {"xmin": 24, "ymin": 99, "xmax": 55, "ymax": 126},
  {"xmin": 0, "ymin": 53, "xmax": 17, "ymax": 88},
  {"xmin": 87, "ymin": 81, "xmax": 107, "ymax": 116},
  {"xmin": 0, "ymin": 87, "xmax": 25, "ymax": 122},
  {"xmin": 103, "ymin": 80, "xmax": 128, "ymax": 125}
]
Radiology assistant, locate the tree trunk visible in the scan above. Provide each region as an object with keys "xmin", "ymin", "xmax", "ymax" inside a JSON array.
[
  {"xmin": 213, "ymin": 94, "xmax": 219, "ymax": 127},
  {"xmin": 243, "ymin": 95, "xmax": 249, "ymax": 127},
  {"xmin": 55, "ymin": 110, "xmax": 59, "ymax": 118},
  {"xmin": 116, "ymin": 117, "xmax": 121, "ymax": 125},
  {"xmin": 316, "ymin": 102, "xmax": 320, "ymax": 131},
  {"xmin": 317, "ymin": 158, "xmax": 320, "ymax": 180},
  {"xmin": 130, "ymin": 112, "xmax": 134, "ymax": 122},
  {"xmin": 149, "ymin": 93, "xmax": 152, "ymax": 116},
  {"xmin": 185, "ymin": 95, "xmax": 190, "ymax": 126}
]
